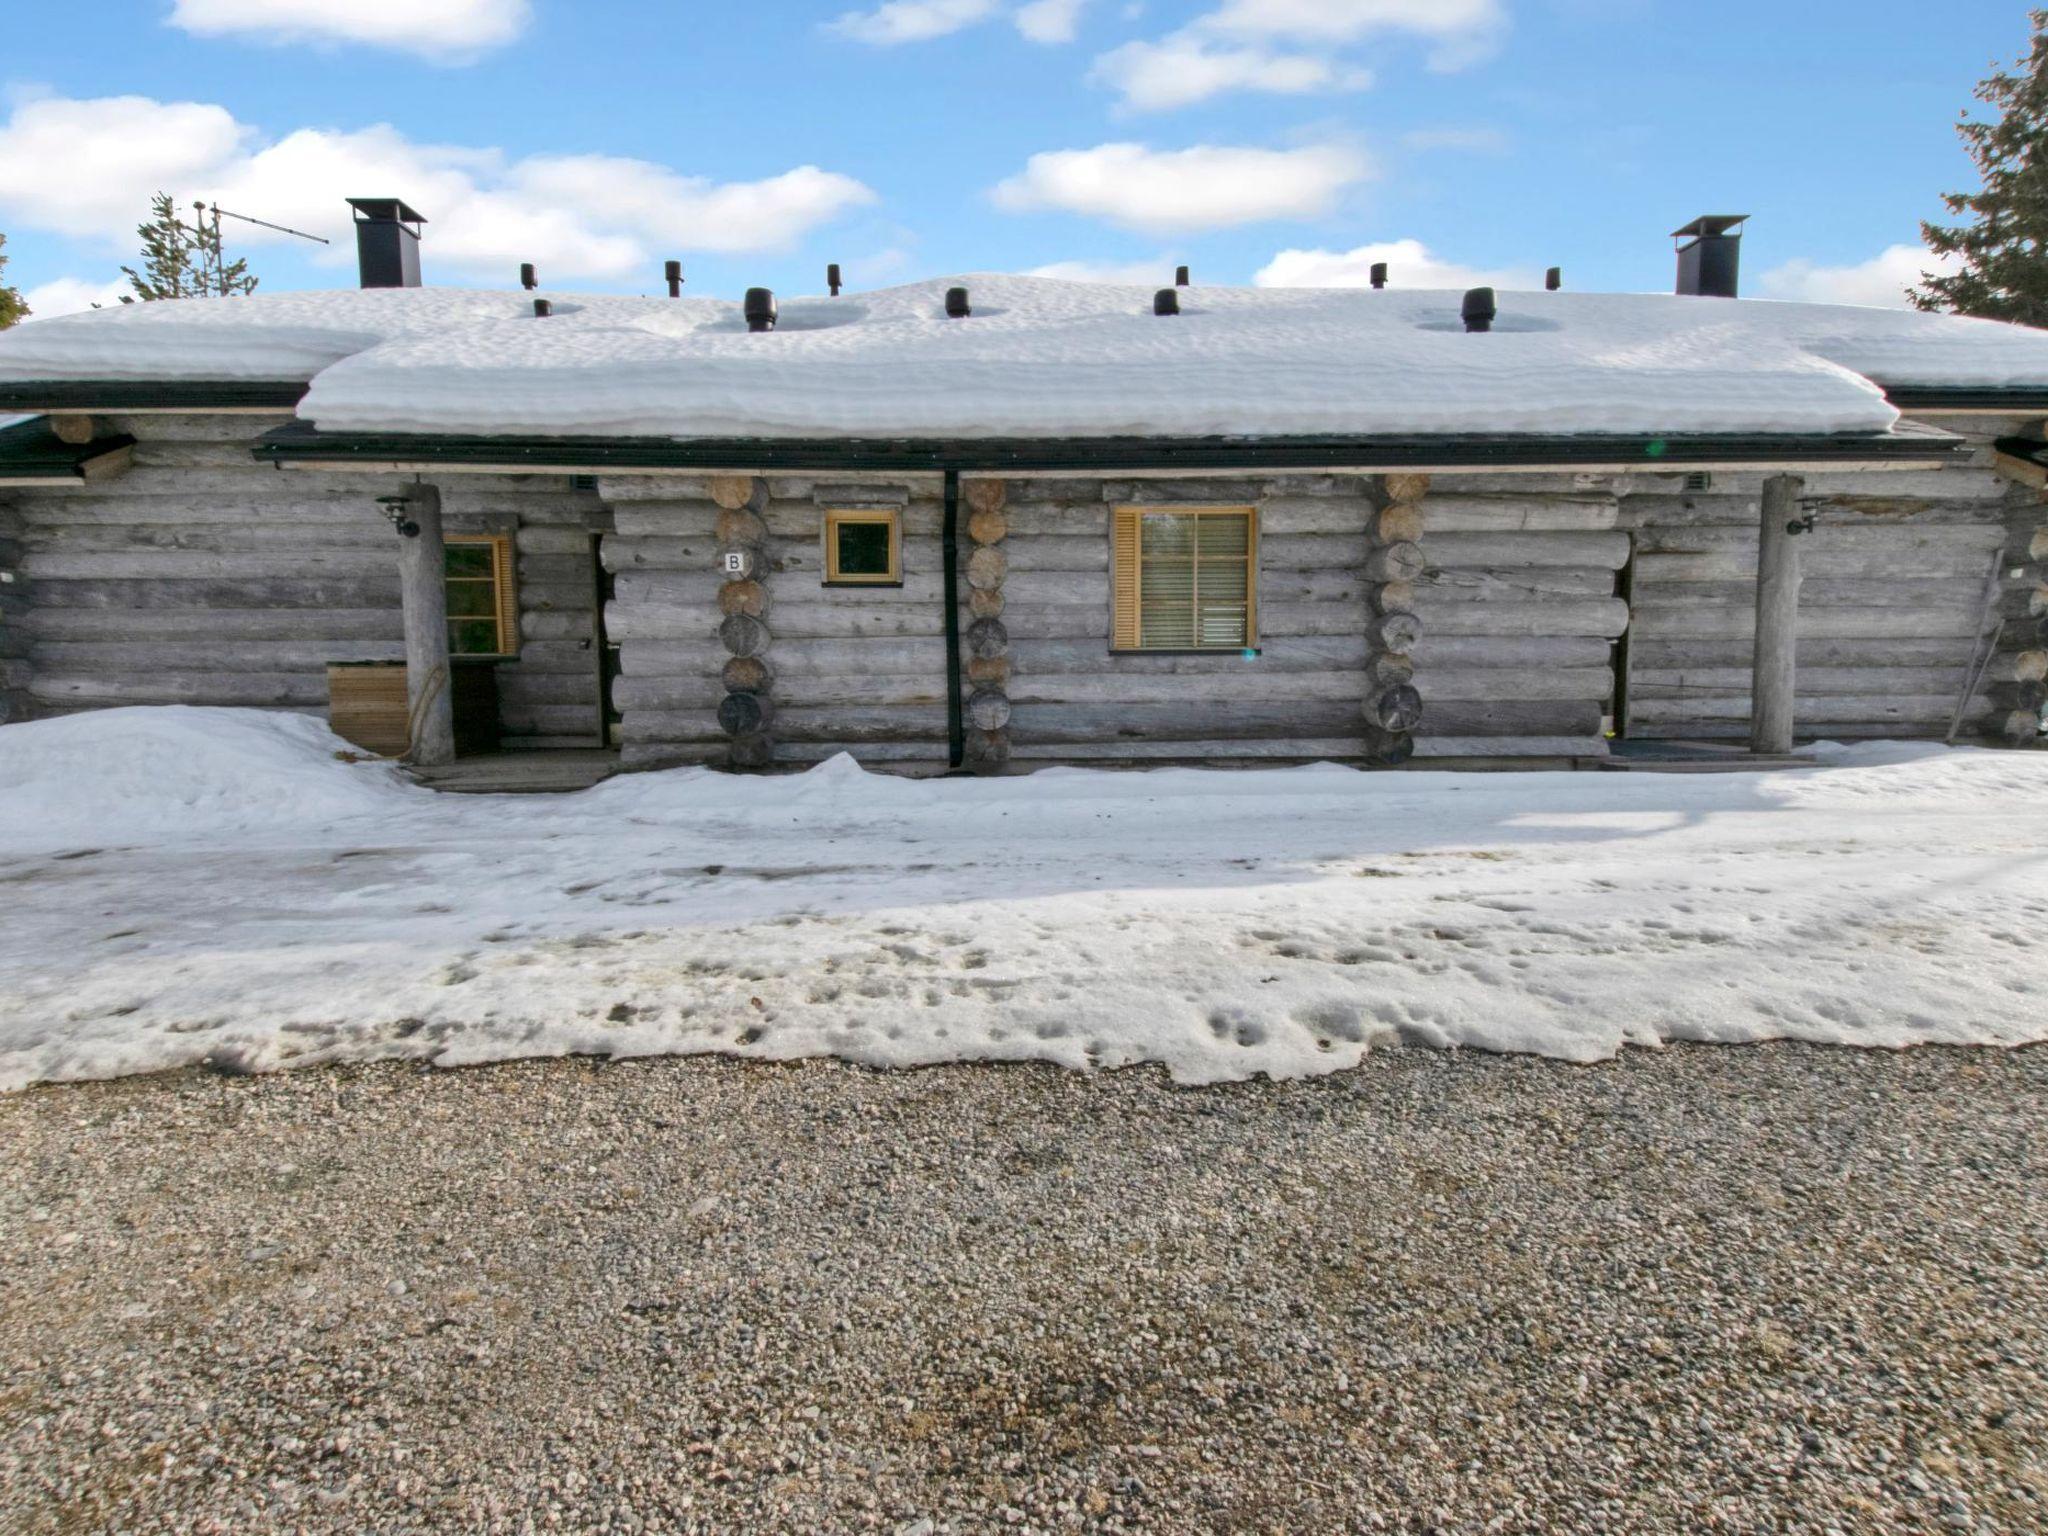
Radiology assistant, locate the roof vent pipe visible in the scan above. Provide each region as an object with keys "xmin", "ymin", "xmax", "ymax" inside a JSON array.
[
  {"xmin": 344, "ymin": 198, "xmax": 426, "ymax": 289},
  {"xmin": 1154, "ymin": 288, "xmax": 1180, "ymax": 316},
  {"xmin": 1673, "ymin": 214, "xmax": 1748, "ymax": 297},
  {"xmin": 1175, "ymin": 265, "xmax": 1190, "ymax": 287},
  {"xmin": 945, "ymin": 286, "xmax": 971, "ymax": 318},
  {"xmin": 827, "ymin": 263, "xmax": 842, "ymax": 296},
  {"xmin": 532, "ymin": 298, "xmax": 552, "ymax": 317},
  {"xmin": 665, "ymin": 260, "xmax": 683, "ymax": 297},
  {"xmin": 1462, "ymin": 287, "xmax": 1497, "ymax": 333},
  {"xmin": 1546, "ymin": 266, "xmax": 1562, "ymax": 291},
  {"xmin": 744, "ymin": 288, "xmax": 778, "ymax": 332},
  {"xmin": 520, "ymin": 262, "xmax": 537, "ymax": 291},
  {"xmin": 1369, "ymin": 262, "xmax": 1387, "ymax": 290}
]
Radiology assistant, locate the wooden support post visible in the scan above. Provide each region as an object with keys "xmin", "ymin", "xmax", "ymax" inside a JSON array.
[
  {"xmin": 396, "ymin": 482, "xmax": 456, "ymax": 766},
  {"xmin": 1750, "ymin": 474, "xmax": 1804, "ymax": 755}
]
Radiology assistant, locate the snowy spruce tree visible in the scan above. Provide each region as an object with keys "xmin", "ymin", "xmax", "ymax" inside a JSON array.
[
  {"xmin": 1914, "ymin": 10, "xmax": 2048, "ymax": 324},
  {"xmin": 120, "ymin": 194, "xmax": 257, "ymax": 303},
  {"xmin": 0, "ymin": 232, "xmax": 25, "ymax": 328}
]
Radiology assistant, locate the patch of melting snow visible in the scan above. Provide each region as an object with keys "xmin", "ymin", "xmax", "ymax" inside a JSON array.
[{"xmin": 1, "ymin": 709, "xmax": 2045, "ymax": 1089}]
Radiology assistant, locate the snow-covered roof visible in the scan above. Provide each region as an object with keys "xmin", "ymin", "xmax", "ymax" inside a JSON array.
[{"xmin": 5, "ymin": 275, "xmax": 2048, "ymax": 441}]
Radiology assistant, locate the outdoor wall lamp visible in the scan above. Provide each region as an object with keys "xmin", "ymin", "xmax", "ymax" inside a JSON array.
[{"xmin": 377, "ymin": 495, "xmax": 421, "ymax": 538}]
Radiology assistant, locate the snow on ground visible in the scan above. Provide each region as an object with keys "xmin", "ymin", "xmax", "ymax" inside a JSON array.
[
  {"xmin": 1, "ymin": 707, "xmax": 2044, "ymax": 1091},
  {"xmin": 12, "ymin": 275, "xmax": 2048, "ymax": 439}
]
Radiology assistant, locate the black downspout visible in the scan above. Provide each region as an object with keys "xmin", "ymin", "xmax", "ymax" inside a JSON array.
[{"xmin": 942, "ymin": 467, "xmax": 965, "ymax": 769}]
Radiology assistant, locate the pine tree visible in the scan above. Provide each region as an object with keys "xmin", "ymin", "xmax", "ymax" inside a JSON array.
[
  {"xmin": 1913, "ymin": 10, "xmax": 2048, "ymax": 324},
  {"xmin": 119, "ymin": 193, "xmax": 258, "ymax": 303},
  {"xmin": 0, "ymin": 231, "xmax": 26, "ymax": 328}
]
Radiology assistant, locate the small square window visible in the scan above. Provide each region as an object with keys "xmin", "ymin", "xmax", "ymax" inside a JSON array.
[{"xmin": 824, "ymin": 508, "xmax": 901, "ymax": 585}]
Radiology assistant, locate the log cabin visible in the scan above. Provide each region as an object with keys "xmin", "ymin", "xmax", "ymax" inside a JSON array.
[{"xmin": 1, "ymin": 202, "xmax": 2044, "ymax": 778}]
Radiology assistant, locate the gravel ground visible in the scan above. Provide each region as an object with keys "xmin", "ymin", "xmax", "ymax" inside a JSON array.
[{"xmin": 1, "ymin": 1044, "xmax": 2042, "ymax": 1536}]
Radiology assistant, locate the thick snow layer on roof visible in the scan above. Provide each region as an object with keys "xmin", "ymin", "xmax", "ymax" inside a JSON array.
[{"xmin": 5, "ymin": 275, "xmax": 2048, "ymax": 439}]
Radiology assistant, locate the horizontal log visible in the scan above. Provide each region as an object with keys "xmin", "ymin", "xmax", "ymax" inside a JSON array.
[
  {"xmin": 775, "ymin": 673, "xmax": 948, "ymax": 709},
  {"xmin": 601, "ymin": 535, "xmax": 721, "ymax": 572},
  {"xmin": 1632, "ymin": 524, "xmax": 2006, "ymax": 558},
  {"xmin": 496, "ymin": 671, "xmax": 600, "ymax": 706},
  {"xmin": 31, "ymin": 577, "xmax": 402, "ymax": 608},
  {"xmin": 771, "ymin": 608, "xmax": 947, "ymax": 641},
  {"xmin": 517, "ymin": 553, "xmax": 593, "ymax": 586},
  {"xmin": 23, "ymin": 549, "xmax": 389, "ymax": 580},
  {"xmin": 1419, "ymin": 667, "xmax": 1615, "ymax": 702},
  {"xmin": 30, "ymin": 671, "xmax": 328, "ymax": 706},
  {"xmin": 1630, "ymin": 576, "xmax": 1987, "ymax": 608},
  {"xmin": 1629, "ymin": 606, "xmax": 1981, "ymax": 641},
  {"xmin": 496, "ymin": 703, "xmax": 603, "ymax": 736},
  {"xmin": 1012, "ymin": 700, "xmax": 1367, "ymax": 744},
  {"xmin": 1244, "ymin": 498, "xmax": 1373, "ymax": 535},
  {"xmin": 1633, "ymin": 666, "xmax": 1973, "ymax": 697},
  {"xmin": 1627, "ymin": 637, "xmax": 1977, "ymax": 671},
  {"xmin": 1629, "ymin": 696, "xmax": 1961, "ymax": 725},
  {"xmin": 615, "ymin": 710, "xmax": 727, "ymax": 744},
  {"xmin": 1424, "ymin": 531, "xmax": 1632, "ymax": 570},
  {"xmin": 1416, "ymin": 567, "xmax": 1617, "ymax": 601},
  {"xmin": 1635, "ymin": 548, "xmax": 2004, "ymax": 582},
  {"xmin": 521, "ymin": 610, "xmax": 596, "ymax": 642},
  {"xmin": 1421, "ymin": 496, "xmax": 1618, "ymax": 533},
  {"xmin": 1427, "ymin": 699, "xmax": 1606, "ymax": 736},
  {"xmin": 1007, "ymin": 670, "xmax": 1370, "ymax": 705},
  {"xmin": 1017, "ymin": 635, "xmax": 1371, "ymax": 672},
  {"xmin": 1410, "ymin": 597, "xmax": 1630, "ymax": 639},
  {"xmin": 24, "ymin": 606, "xmax": 400, "ymax": 641},
  {"xmin": 606, "ymin": 505, "xmax": 720, "ymax": 537},
  {"xmin": 34, "ymin": 522, "xmax": 395, "ymax": 553},
  {"xmin": 1006, "ymin": 739, "xmax": 1380, "ymax": 761},
  {"xmin": 610, "ymin": 570, "xmax": 728, "ymax": 609},
  {"xmin": 1414, "ymin": 735, "xmax": 1611, "ymax": 758},
  {"xmin": 514, "ymin": 525, "xmax": 596, "ymax": 555},
  {"xmin": 30, "ymin": 640, "xmax": 409, "ymax": 672}
]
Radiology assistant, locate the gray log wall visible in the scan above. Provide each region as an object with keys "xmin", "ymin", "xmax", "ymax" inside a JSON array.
[
  {"xmin": 1622, "ymin": 415, "xmax": 2046, "ymax": 743},
  {"xmin": 0, "ymin": 492, "xmax": 26, "ymax": 725},
  {"xmin": 2, "ymin": 414, "xmax": 610, "ymax": 748},
  {"xmin": 600, "ymin": 474, "xmax": 960, "ymax": 771}
]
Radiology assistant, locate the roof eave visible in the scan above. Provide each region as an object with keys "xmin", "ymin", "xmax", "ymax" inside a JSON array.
[
  {"xmin": 249, "ymin": 420, "xmax": 1966, "ymax": 476},
  {"xmin": 0, "ymin": 380, "xmax": 309, "ymax": 414}
]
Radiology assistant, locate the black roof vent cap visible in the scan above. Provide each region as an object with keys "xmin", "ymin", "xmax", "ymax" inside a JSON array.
[
  {"xmin": 1369, "ymin": 261, "xmax": 1387, "ymax": 290},
  {"xmin": 1545, "ymin": 266, "xmax": 1562, "ymax": 291},
  {"xmin": 945, "ymin": 286, "xmax": 971, "ymax": 318},
  {"xmin": 664, "ymin": 260, "xmax": 683, "ymax": 297},
  {"xmin": 744, "ymin": 287, "xmax": 778, "ymax": 332},
  {"xmin": 1462, "ymin": 286, "xmax": 1498, "ymax": 333},
  {"xmin": 1154, "ymin": 288, "xmax": 1180, "ymax": 316}
]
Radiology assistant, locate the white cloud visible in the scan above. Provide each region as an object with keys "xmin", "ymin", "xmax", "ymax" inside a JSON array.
[
  {"xmin": 21, "ymin": 276, "xmax": 129, "ymax": 319},
  {"xmin": 1025, "ymin": 256, "xmax": 1184, "ymax": 285},
  {"xmin": 1756, "ymin": 244, "xmax": 1956, "ymax": 309},
  {"xmin": 1087, "ymin": 0, "xmax": 1497, "ymax": 112},
  {"xmin": 168, "ymin": 0, "xmax": 530, "ymax": 60},
  {"xmin": 0, "ymin": 96, "xmax": 252, "ymax": 239},
  {"xmin": 1092, "ymin": 36, "xmax": 1367, "ymax": 112},
  {"xmin": 0, "ymin": 96, "xmax": 877, "ymax": 282},
  {"xmin": 1015, "ymin": 0, "xmax": 1090, "ymax": 42},
  {"xmin": 992, "ymin": 142, "xmax": 1370, "ymax": 233},
  {"xmin": 827, "ymin": 0, "xmax": 1000, "ymax": 44},
  {"xmin": 1254, "ymin": 238, "xmax": 1537, "ymax": 291},
  {"xmin": 1203, "ymin": 0, "xmax": 1502, "ymax": 43}
]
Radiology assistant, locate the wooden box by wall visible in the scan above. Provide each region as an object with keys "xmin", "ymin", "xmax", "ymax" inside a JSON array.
[{"xmin": 328, "ymin": 661, "xmax": 501, "ymax": 757}]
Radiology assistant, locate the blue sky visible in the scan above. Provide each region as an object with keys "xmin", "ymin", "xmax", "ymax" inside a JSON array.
[{"xmin": 0, "ymin": 0, "xmax": 2026, "ymax": 316}]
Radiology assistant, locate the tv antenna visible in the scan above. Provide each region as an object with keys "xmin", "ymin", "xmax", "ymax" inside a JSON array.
[{"xmin": 190, "ymin": 202, "xmax": 331, "ymax": 293}]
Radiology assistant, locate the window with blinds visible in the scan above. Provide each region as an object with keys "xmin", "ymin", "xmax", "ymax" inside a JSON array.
[
  {"xmin": 444, "ymin": 533, "xmax": 520, "ymax": 657},
  {"xmin": 1111, "ymin": 506, "xmax": 1257, "ymax": 651}
]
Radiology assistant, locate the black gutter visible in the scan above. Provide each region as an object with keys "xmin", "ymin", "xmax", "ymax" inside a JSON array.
[
  {"xmin": 942, "ymin": 469, "xmax": 964, "ymax": 770},
  {"xmin": 251, "ymin": 420, "xmax": 1964, "ymax": 473},
  {"xmin": 1884, "ymin": 386, "xmax": 2048, "ymax": 413},
  {"xmin": 0, "ymin": 381, "xmax": 307, "ymax": 412}
]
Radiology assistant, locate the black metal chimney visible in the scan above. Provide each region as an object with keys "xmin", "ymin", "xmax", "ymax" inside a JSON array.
[
  {"xmin": 1545, "ymin": 266, "xmax": 1562, "ymax": 292},
  {"xmin": 1673, "ymin": 215, "xmax": 1748, "ymax": 298},
  {"xmin": 1175, "ymin": 265, "xmax": 1190, "ymax": 287},
  {"xmin": 1369, "ymin": 262, "xmax": 1387, "ymax": 290},
  {"xmin": 345, "ymin": 198, "xmax": 426, "ymax": 289},
  {"xmin": 827, "ymin": 263, "xmax": 842, "ymax": 296},
  {"xmin": 744, "ymin": 288, "xmax": 777, "ymax": 332},
  {"xmin": 665, "ymin": 261, "xmax": 683, "ymax": 297}
]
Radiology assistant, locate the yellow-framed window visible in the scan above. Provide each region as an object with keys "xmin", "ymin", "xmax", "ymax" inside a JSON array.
[
  {"xmin": 444, "ymin": 533, "xmax": 519, "ymax": 657},
  {"xmin": 823, "ymin": 507, "xmax": 901, "ymax": 585},
  {"xmin": 1111, "ymin": 506, "xmax": 1257, "ymax": 651}
]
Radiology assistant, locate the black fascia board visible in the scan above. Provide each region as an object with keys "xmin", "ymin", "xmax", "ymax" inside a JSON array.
[
  {"xmin": 251, "ymin": 420, "xmax": 1964, "ymax": 473},
  {"xmin": 1884, "ymin": 385, "xmax": 2048, "ymax": 412},
  {"xmin": 0, "ymin": 380, "xmax": 308, "ymax": 412}
]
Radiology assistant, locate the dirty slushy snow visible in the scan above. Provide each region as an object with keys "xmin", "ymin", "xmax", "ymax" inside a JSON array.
[{"xmin": 0, "ymin": 707, "xmax": 2042, "ymax": 1090}]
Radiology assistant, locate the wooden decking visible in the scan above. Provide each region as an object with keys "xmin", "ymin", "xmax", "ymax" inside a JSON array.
[{"xmin": 405, "ymin": 749, "xmax": 624, "ymax": 795}]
